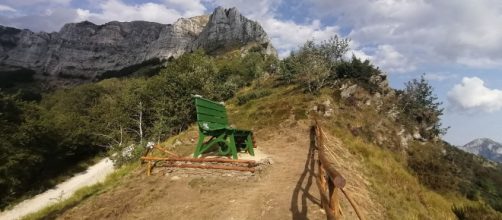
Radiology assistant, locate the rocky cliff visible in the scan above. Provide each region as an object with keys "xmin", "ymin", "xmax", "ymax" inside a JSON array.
[{"xmin": 0, "ymin": 7, "xmax": 276, "ymax": 86}]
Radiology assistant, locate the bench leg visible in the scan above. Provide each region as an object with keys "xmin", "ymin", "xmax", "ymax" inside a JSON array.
[
  {"xmin": 193, "ymin": 132, "xmax": 206, "ymax": 158},
  {"xmin": 245, "ymin": 134, "xmax": 255, "ymax": 156},
  {"xmin": 228, "ymin": 134, "xmax": 238, "ymax": 160}
]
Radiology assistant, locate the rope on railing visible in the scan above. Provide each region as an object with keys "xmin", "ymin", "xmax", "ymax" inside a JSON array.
[{"xmin": 313, "ymin": 116, "xmax": 366, "ymax": 220}]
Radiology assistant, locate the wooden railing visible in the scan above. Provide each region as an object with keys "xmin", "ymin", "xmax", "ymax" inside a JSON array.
[{"xmin": 313, "ymin": 117, "xmax": 366, "ymax": 220}]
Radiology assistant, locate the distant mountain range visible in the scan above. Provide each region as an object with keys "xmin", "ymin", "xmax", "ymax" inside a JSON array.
[
  {"xmin": 0, "ymin": 7, "xmax": 276, "ymax": 88},
  {"xmin": 458, "ymin": 138, "xmax": 502, "ymax": 163}
]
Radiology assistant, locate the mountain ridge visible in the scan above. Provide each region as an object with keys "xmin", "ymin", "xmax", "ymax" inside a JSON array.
[
  {"xmin": 0, "ymin": 7, "xmax": 277, "ymax": 87},
  {"xmin": 458, "ymin": 137, "xmax": 502, "ymax": 163}
]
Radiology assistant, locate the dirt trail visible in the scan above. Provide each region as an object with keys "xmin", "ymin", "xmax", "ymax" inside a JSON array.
[
  {"xmin": 56, "ymin": 120, "xmax": 378, "ymax": 219},
  {"xmin": 0, "ymin": 158, "xmax": 114, "ymax": 220}
]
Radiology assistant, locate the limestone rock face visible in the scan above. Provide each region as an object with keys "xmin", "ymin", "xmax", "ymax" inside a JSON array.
[
  {"xmin": 0, "ymin": 7, "xmax": 276, "ymax": 84},
  {"xmin": 193, "ymin": 7, "xmax": 276, "ymax": 56}
]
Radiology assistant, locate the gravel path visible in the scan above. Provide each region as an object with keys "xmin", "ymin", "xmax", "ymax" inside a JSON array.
[{"xmin": 0, "ymin": 158, "xmax": 114, "ymax": 220}]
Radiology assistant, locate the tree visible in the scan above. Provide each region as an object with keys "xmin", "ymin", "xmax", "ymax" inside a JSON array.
[
  {"xmin": 279, "ymin": 35, "xmax": 350, "ymax": 93},
  {"xmin": 398, "ymin": 75, "xmax": 448, "ymax": 139},
  {"xmin": 318, "ymin": 35, "xmax": 350, "ymax": 63},
  {"xmin": 294, "ymin": 41, "xmax": 331, "ymax": 93}
]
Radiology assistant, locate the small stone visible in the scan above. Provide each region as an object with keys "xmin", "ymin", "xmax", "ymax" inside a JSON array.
[{"xmin": 171, "ymin": 176, "xmax": 181, "ymax": 180}]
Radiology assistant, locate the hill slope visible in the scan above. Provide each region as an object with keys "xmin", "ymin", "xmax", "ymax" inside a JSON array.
[
  {"xmin": 49, "ymin": 84, "xmax": 383, "ymax": 220},
  {"xmin": 29, "ymin": 79, "xmax": 502, "ymax": 219}
]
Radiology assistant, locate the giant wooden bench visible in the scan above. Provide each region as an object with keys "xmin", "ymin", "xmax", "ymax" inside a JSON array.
[{"xmin": 193, "ymin": 96, "xmax": 255, "ymax": 159}]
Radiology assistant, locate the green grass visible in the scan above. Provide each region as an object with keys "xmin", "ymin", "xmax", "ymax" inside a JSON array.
[
  {"xmin": 22, "ymin": 78, "xmax": 501, "ymax": 219},
  {"xmin": 229, "ymin": 82, "xmax": 467, "ymax": 218},
  {"xmin": 325, "ymin": 122, "xmax": 464, "ymax": 219},
  {"xmin": 21, "ymin": 162, "xmax": 138, "ymax": 220}
]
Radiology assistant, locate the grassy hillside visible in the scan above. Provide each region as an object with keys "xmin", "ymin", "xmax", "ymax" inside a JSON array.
[
  {"xmin": 155, "ymin": 67, "xmax": 502, "ymax": 219},
  {"xmin": 228, "ymin": 78, "xmax": 502, "ymax": 219},
  {"xmin": 3, "ymin": 36, "xmax": 502, "ymax": 219},
  {"xmin": 18, "ymin": 74, "xmax": 502, "ymax": 219}
]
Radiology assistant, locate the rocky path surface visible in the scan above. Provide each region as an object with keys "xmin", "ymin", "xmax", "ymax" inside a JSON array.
[{"xmin": 0, "ymin": 158, "xmax": 114, "ymax": 220}]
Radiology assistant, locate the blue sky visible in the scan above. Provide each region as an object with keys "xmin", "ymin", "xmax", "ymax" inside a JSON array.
[{"xmin": 1, "ymin": 0, "xmax": 502, "ymax": 145}]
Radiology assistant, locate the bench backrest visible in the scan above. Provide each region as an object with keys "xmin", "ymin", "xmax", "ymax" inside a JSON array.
[{"xmin": 194, "ymin": 96, "xmax": 229, "ymax": 130}]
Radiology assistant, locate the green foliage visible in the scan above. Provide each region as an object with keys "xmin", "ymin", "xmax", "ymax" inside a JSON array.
[
  {"xmin": 452, "ymin": 204, "xmax": 502, "ymax": 220},
  {"xmin": 335, "ymin": 55, "xmax": 384, "ymax": 93},
  {"xmin": 236, "ymin": 90, "xmax": 272, "ymax": 105},
  {"xmin": 398, "ymin": 75, "xmax": 447, "ymax": 139},
  {"xmin": 407, "ymin": 142, "xmax": 462, "ymax": 192},
  {"xmin": 0, "ymin": 49, "xmax": 273, "ymax": 209},
  {"xmin": 280, "ymin": 41, "xmax": 332, "ymax": 93},
  {"xmin": 408, "ymin": 141, "xmax": 502, "ymax": 214},
  {"xmin": 280, "ymin": 35, "xmax": 384, "ymax": 94}
]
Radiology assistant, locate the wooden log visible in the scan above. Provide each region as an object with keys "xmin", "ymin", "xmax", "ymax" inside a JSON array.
[
  {"xmin": 318, "ymin": 149, "xmax": 346, "ymax": 188},
  {"xmin": 154, "ymin": 145, "xmax": 179, "ymax": 157},
  {"xmin": 318, "ymin": 163, "xmax": 327, "ymax": 201},
  {"xmin": 147, "ymin": 161, "xmax": 152, "ymax": 176},
  {"xmin": 140, "ymin": 156, "xmax": 257, "ymax": 165},
  {"xmin": 329, "ymin": 179, "xmax": 341, "ymax": 219},
  {"xmin": 161, "ymin": 163, "xmax": 255, "ymax": 172},
  {"xmin": 341, "ymin": 188, "xmax": 366, "ymax": 220}
]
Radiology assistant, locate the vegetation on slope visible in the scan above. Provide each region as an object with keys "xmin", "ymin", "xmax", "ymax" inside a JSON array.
[
  {"xmin": 0, "ymin": 48, "xmax": 276, "ymax": 209},
  {"xmin": 203, "ymin": 35, "xmax": 502, "ymax": 218},
  {"xmin": 2, "ymin": 34, "xmax": 501, "ymax": 220}
]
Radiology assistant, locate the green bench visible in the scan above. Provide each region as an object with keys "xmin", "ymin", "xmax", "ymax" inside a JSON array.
[{"xmin": 193, "ymin": 96, "xmax": 255, "ymax": 159}]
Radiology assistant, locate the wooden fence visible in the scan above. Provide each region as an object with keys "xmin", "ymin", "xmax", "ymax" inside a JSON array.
[{"xmin": 313, "ymin": 117, "xmax": 366, "ymax": 220}]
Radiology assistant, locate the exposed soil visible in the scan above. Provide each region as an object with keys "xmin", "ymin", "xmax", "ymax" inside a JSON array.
[{"xmin": 56, "ymin": 119, "xmax": 380, "ymax": 220}]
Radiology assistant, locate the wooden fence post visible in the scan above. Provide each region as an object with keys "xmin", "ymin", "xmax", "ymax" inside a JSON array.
[
  {"xmin": 329, "ymin": 178, "xmax": 341, "ymax": 219},
  {"xmin": 147, "ymin": 161, "xmax": 152, "ymax": 176}
]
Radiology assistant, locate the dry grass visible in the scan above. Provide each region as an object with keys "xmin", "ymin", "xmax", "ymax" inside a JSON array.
[{"xmin": 26, "ymin": 79, "xmax": 486, "ymax": 220}]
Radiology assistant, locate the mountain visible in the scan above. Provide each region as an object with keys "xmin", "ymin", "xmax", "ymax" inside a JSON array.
[
  {"xmin": 459, "ymin": 138, "xmax": 502, "ymax": 163},
  {"xmin": 0, "ymin": 7, "xmax": 276, "ymax": 87}
]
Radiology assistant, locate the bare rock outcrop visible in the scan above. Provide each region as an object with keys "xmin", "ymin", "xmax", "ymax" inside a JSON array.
[{"xmin": 0, "ymin": 7, "xmax": 276, "ymax": 86}]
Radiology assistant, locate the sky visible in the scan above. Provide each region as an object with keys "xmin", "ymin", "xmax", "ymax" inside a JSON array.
[{"xmin": 1, "ymin": 0, "xmax": 502, "ymax": 145}]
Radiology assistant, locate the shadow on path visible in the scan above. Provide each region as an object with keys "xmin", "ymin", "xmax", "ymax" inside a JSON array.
[{"xmin": 290, "ymin": 127, "xmax": 321, "ymax": 220}]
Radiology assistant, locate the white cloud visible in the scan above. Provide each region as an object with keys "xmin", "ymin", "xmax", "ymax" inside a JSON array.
[
  {"xmin": 1, "ymin": 0, "xmax": 71, "ymax": 7},
  {"xmin": 0, "ymin": 0, "xmax": 208, "ymax": 31},
  {"xmin": 372, "ymin": 45, "xmax": 416, "ymax": 73},
  {"xmin": 163, "ymin": 0, "xmax": 207, "ymax": 17},
  {"xmin": 261, "ymin": 18, "xmax": 339, "ymax": 58},
  {"xmin": 0, "ymin": 7, "xmax": 83, "ymax": 32},
  {"xmin": 81, "ymin": 0, "xmax": 184, "ymax": 25},
  {"xmin": 448, "ymin": 77, "xmax": 502, "ymax": 112},
  {"xmin": 309, "ymin": 0, "xmax": 502, "ymax": 72},
  {"xmin": 0, "ymin": 4, "xmax": 16, "ymax": 12}
]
